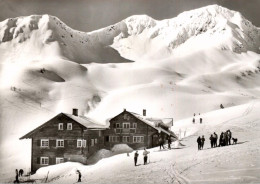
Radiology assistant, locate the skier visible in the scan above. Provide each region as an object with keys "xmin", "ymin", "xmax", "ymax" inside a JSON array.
[
  {"xmin": 168, "ymin": 137, "xmax": 172, "ymax": 150},
  {"xmin": 200, "ymin": 118, "xmax": 203, "ymax": 124},
  {"xmin": 18, "ymin": 169, "xmax": 24, "ymax": 177},
  {"xmin": 76, "ymin": 170, "xmax": 81, "ymax": 182},
  {"xmin": 220, "ymin": 104, "xmax": 224, "ymax": 109},
  {"xmin": 192, "ymin": 118, "xmax": 195, "ymax": 124},
  {"xmin": 143, "ymin": 148, "xmax": 150, "ymax": 165},
  {"xmin": 14, "ymin": 169, "xmax": 19, "ymax": 183},
  {"xmin": 209, "ymin": 134, "xmax": 214, "ymax": 148},
  {"xmin": 201, "ymin": 135, "xmax": 205, "ymax": 149},
  {"xmin": 134, "ymin": 151, "xmax": 139, "ymax": 166},
  {"xmin": 197, "ymin": 136, "xmax": 201, "ymax": 150}
]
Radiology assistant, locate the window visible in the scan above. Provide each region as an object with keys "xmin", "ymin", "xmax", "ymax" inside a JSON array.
[
  {"xmin": 77, "ymin": 139, "xmax": 82, "ymax": 148},
  {"xmin": 123, "ymin": 136, "xmax": 130, "ymax": 143},
  {"xmin": 123, "ymin": 114, "xmax": 128, "ymax": 120},
  {"xmin": 133, "ymin": 136, "xmax": 144, "ymax": 143},
  {"xmin": 116, "ymin": 123, "xmax": 120, "ymax": 128},
  {"xmin": 123, "ymin": 123, "xmax": 130, "ymax": 129},
  {"xmin": 109, "ymin": 136, "xmax": 120, "ymax": 142},
  {"xmin": 56, "ymin": 157, "xmax": 64, "ymax": 164},
  {"xmin": 77, "ymin": 139, "xmax": 87, "ymax": 148},
  {"xmin": 58, "ymin": 123, "xmax": 63, "ymax": 130},
  {"xmin": 67, "ymin": 123, "xmax": 72, "ymax": 130},
  {"xmin": 95, "ymin": 138, "xmax": 98, "ymax": 144},
  {"xmin": 40, "ymin": 157, "xmax": 49, "ymax": 165},
  {"xmin": 91, "ymin": 139, "xmax": 95, "ymax": 146},
  {"xmin": 56, "ymin": 139, "xmax": 64, "ymax": 147},
  {"xmin": 133, "ymin": 123, "xmax": 137, "ymax": 128},
  {"xmin": 41, "ymin": 139, "xmax": 49, "ymax": 147}
]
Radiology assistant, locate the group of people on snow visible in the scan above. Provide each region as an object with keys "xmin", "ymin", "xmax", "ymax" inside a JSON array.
[
  {"xmin": 197, "ymin": 129, "xmax": 236, "ymax": 150},
  {"xmin": 134, "ymin": 148, "xmax": 150, "ymax": 166},
  {"xmin": 192, "ymin": 113, "xmax": 203, "ymax": 124},
  {"xmin": 196, "ymin": 135, "xmax": 205, "ymax": 150},
  {"xmin": 14, "ymin": 169, "xmax": 24, "ymax": 183}
]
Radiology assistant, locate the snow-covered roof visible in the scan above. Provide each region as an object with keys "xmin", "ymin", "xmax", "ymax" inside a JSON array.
[
  {"xmin": 20, "ymin": 113, "xmax": 106, "ymax": 139},
  {"xmin": 127, "ymin": 111, "xmax": 177, "ymax": 138},
  {"xmin": 64, "ymin": 113, "xmax": 107, "ymax": 129}
]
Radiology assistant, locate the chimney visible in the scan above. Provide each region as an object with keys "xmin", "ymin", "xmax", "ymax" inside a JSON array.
[
  {"xmin": 143, "ymin": 109, "xmax": 146, "ymax": 116},
  {"xmin": 123, "ymin": 108, "xmax": 126, "ymax": 112},
  {"xmin": 72, "ymin": 108, "xmax": 78, "ymax": 116}
]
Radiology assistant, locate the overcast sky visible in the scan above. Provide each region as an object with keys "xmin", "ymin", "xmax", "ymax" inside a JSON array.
[{"xmin": 0, "ymin": 0, "xmax": 259, "ymax": 32}]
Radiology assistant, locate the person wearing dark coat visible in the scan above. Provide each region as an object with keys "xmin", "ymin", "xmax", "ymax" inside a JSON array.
[
  {"xmin": 168, "ymin": 137, "xmax": 172, "ymax": 149},
  {"xmin": 219, "ymin": 132, "xmax": 224, "ymax": 147},
  {"xmin": 14, "ymin": 169, "xmax": 19, "ymax": 183},
  {"xmin": 200, "ymin": 118, "xmax": 202, "ymax": 124},
  {"xmin": 159, "ymin": 137, "xmax": 165, "ymax": 150},
  {"xmin": 209, "ymin": 134, "xmax": 214, "ymax": 148},
  {"xmin": 224, "ymin": 131, "xmax": 229, "ymax": 146},
  {"xmin": 134, "ymin": 151, "xmax": 139, "ymax": 166},
  {"xmin": 76, "ymin": 170, "xmax": 81, "ymax": 182},
  {"xmin": 201, "ymin": 135, "xmax": 205, "ymax": 149},
  {"xmin": 213, "ymin": 132, "xmax": 218, "ymax": 147},
  {"xmin": 18, "ymin": 169, "xmax": 24, "ymax": 177},
  {"xmin": 197, "ymin": 136, "xmax": 201, "ymax": 150},
  {"xmin": 227, "ymin": 130, "xmax": 232, "ymax": 145},
  {"xmin": 192, "ymin": 118, "xmax": 195, "ymax": 124}
]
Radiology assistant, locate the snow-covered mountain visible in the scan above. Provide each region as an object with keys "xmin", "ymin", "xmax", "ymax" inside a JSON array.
[{"xmin": 0, "ymin": 4, "xmax": 260, "ymax": 180}]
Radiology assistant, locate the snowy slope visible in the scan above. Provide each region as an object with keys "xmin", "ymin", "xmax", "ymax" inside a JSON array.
[
  {"xmin": 2, "ymin": 100, "xmax": 260, "ymax": 184},
  {"xmin": 0, "ymin": 4, "xmax": 260, "ymax": 182}
]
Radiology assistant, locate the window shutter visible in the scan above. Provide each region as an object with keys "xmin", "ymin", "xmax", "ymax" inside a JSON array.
[
  {"xmin": 64, "ymin": 140, "xmax": 68, "ymax": 148},
  {"xmin": 50, "ymin": 157, "xmax": 55, "ymax": 165},
  {"xmin": 83, "ymin": 140, "xmax": 86, "ymax": 148},
  {"xmin": 37, "ymin": 157, "xmax": 40, "ymax": 164},
  {"xmin": 37, "ymin": 140, "xmax": 40, "ymax": 146}
]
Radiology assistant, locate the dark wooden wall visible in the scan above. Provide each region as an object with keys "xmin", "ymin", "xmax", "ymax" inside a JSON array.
[
  {"xmin": 31, "ymin": 114, "xmax": 104, "ymax": 173},
  {"xmin": 103, "ymin": 111, "xmax": 162, "ymax": 150}
]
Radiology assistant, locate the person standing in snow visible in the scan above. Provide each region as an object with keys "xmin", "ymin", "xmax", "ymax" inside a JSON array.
[
  {"xmin": 76, "ymin": 170, "xmax": 81, "ymax": 182},
  {"xmin": 213, "ymin": 132, "xmax": 218, "ymax": 147},
  {"xmin": 197, "ymin": 136, "xmax": 201, "ymax": 150},
  {"xmin": 224, "ymin": 131, "xmax": 229, "ymax": 146},
  {"xmin": 14, "ymin": 169, "xmax": 19, "ymax": 183},
  {"xmin": 159, "ymin": 137, "xmax": 165, "ymax": 150},
  {"xmin": 227, "ymin": 130, "xmax": 232, "ymax": 145},
  {"xmin": 209, "ymin": 134, "xmax": 214, "ymax": 148},
  {"xmin": 143, "ymin": 148, "xmax": 150, "ymax": 165},
  {"xmin": 168, "ymin": 137, "xmax": 172, "ymax": 149},
  {"xmin": 201, "ymin": 135, "xmax": 205, "ymax": 149},
  {"xmin": 200, "ymin": 118, "xmax": 203, "ymax": 124},
  {"xmin": 134, "ymin": 151, "xmax": 139, "ymax": 166},
  {"xmin": 218, "ymin": 132, "xmax": 224, "ymax": 147},
  {"xmin": 192, "ymin": 118, "xmax": 195, "ymax": 124},
  {"xmin": 18, "ymin": 169, "xmax": 24, "ymax": 177}
]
